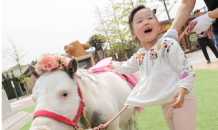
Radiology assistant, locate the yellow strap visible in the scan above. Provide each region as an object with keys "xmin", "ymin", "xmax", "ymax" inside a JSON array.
[{"xmin": 83, "ymin": 105, "xmax": 91, "ymax": 129}]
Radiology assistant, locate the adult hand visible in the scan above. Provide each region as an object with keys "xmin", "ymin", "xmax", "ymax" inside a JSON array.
[
  {"xmin": 191, "ymin": 12, "xmax": 215, "ymax": 34},
  {"xmin": 162, "ymin": 29, "xmax": 178, "ymax": 40},
  {"xmin": 171, "ymin": 88, "xmax": 187, "ymax": 108}
]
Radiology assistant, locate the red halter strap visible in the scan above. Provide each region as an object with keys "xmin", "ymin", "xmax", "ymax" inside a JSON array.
[{"xmin": 33, "ymin": 81, "xmax": 84, "ymax": 129}]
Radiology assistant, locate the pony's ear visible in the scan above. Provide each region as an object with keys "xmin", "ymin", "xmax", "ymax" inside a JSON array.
[
  {"xmin": 28, "ymin": 65, "xmax": 40, "ymax": 78},
  {"xmin": 152, "ymin": 9, "xmax": 156, "ymax": 15},
  {"xmin": 66, "ymin": 57, "xmax": 78, "ymax": 78}
]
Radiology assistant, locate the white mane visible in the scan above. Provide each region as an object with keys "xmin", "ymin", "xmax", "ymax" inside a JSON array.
[{"xmin": 75, "ymin": 69, "xmax": 97, "ymax": 83}]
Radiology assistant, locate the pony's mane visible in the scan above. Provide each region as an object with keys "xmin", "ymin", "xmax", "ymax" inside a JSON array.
[{"xmin": 76, "ymin": 69, "xmax": 97, "ymax": 83}]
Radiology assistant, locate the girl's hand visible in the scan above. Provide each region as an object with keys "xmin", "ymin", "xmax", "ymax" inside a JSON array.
[
  {"xmin": 109, "ymin": 61, "xmax": 115, "ymax": 69},
  {"xmin": 171, "ymin": 88, "xmax": 187, "ymax": 108}
]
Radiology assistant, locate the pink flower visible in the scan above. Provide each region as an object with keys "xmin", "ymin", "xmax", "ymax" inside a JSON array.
[
  {"xmin": 54, "ymin": 54, "xmax": 61, "ymax": 62},
  {"xmin": 35, "ymin": 54, "xmax": 70, "ymax": 74},
  {"xmin": 37, "ymin": 55, "xmax": 45, "ymax": 64},
  {"xmin": 35, "ymin": 63, "xmax": 43, "ymax": 74}
]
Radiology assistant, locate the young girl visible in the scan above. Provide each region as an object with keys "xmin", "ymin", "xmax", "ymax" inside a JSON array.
[{"xmin": 110, "ymin": 5, "xmax": 197, "ymax": 130}]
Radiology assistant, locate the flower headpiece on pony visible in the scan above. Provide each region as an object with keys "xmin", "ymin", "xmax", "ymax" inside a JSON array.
[{"xmin": 35, "ymin": 54, "xmax": 70, "ymax": 74}]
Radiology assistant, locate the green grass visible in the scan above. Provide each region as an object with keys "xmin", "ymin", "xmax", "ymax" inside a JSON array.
[
  {"xmin": 18, "ymin": 105, "xmax": 35, "ymax": 113},
  {"xmin": 19, "ymin": 105, "xmax": 35, "ymax": 130},
  {"xmin": 136, "ymin": 69, "xmax": 218, "ymax": 130},
  {"xmin": 19, "ymin": 70, "xmax": 218, "ymax": 130},
  {"xmin": 20, "ymin": 120, "xmax": 33, "ymax": 130}
]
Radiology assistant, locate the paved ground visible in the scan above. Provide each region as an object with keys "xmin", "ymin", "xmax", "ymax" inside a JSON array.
[
  {"xmin": 9, "ymin": 95, "xmax": 35, "ymax": 111},
  {"xmin": 186, "ymin": 47, "xmax": 218, "ymax": 70},
  {"xmin": 8, "ymin": 46, "xmax": 218, "ymax": 111}
]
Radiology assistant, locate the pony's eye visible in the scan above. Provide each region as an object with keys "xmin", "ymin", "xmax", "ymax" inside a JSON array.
[
  {"xmin": 59, "ymin": 90, "xmax": 69, "ymax": 99},
  {"xmin": 62, "ymin": 92, "xmax": 68, "ymax": 97}
]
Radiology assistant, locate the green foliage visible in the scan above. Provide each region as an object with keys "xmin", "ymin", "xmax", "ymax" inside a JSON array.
[
  {"xmin": 8, "ymin": 64, "xmax": 26, "ymax": 72},
  {"xmin": 107, "ymin": 42, "xmax": 125, "ymax": 58},
  {"xmin": 2, "ymin": 72, "xmax": 15, "ymax": 99},
  {"xmin": 94, "ymin": 0, "xmax": 177, "ymax": 60},
  {"xmin": 125, "ymin": 42, "xmax": 136, "ymax": 58},
  {"xmin": 2, "ymin": 79, "xmax": 4, "ymax": 82},
  {"xmin": 2, "ymin": 70, "xmax": 23, "ymax": 99},
  {"xmin": 31, "ymin": 60, "xmax": 37, "ymax": 66},
  {"xmin": 16, "ymin": 75, "xmax": 29, "ymax": 83},
  {"xmin": 7, "ymin": 38, "xmax": 29, "ymax": 88},
  {"xmin": 88, "ymin": 34, "xmax": 106, "ymax": 51}
]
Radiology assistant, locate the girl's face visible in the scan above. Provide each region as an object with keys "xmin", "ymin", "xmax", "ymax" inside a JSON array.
[{"xmin": 131, "ymin": 9, "xmax": 160, "ymax": 44}]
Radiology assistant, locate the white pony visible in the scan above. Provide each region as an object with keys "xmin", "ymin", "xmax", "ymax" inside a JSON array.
[{"xmin": 29, "ymin": 57, "xmax": 137, "ymax": 130}]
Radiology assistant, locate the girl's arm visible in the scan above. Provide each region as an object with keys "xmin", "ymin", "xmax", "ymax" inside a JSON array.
[
  {"xmin": 111, "ymin": 53, "xmax": 139, "ymax": 75},
  {"xmin": 167, "ymin": 39, "xmax": 195, "ymax": 93}
]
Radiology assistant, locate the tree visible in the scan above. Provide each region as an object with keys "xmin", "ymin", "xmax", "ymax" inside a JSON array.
[
  {"xmin": 94, "ymin": 6, "xmax": 113, "ymax": 45},
  {"xmin": 125, "ymin": 41, "xmax": 137, "ymax": 58},
  {"xmin": 107, "ymin": 42, "xmax": 125, "ymax": 60},
  {"xmin": 31, "ymin": 60, "xmax": 37, "ymax": 66},
  {"xmin": 7, "ymin": 38, "xmax": 29, "ymax": 95},
  {"xmin": 94, "ymin": 0, "xmax": 177, "ymax": 60},
  {"xmin": 88, "ymin": 34, "xmax": 106, "ymax": 51},
  {"xmin": 2, "ymin": 72, "xmax": 15, "ymax": 99},
  {"xmin": 2, "ymin": 44, "xmax": 8, "ymax": 59},
  {"xmin": 88, "ymin": 34, "xmax": 106, "ymax": 61},
  {"xmin": 10, "ymin": 71, "xmax": 22, "ymax": 96},
  {"xmin": 1, "ymin": 76, "xmax": 5, "ymax": 90}
]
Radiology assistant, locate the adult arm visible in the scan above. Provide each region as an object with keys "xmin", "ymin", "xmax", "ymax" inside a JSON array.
[
  {"xmin": 163, "ymin": 0, "xmax": 196, "ymax": 39},
  {"xmin": 208, "ymin": 8, "xmax": 218, "ymax": 19},
  {"xmin": 170, "ymin": 0, "xmax": 196, "ymax": 32}
]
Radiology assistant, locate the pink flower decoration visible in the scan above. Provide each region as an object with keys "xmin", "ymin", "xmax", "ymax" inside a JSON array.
[
  {"xmin": 180, "ymin": 72, "xmax": 189, "ymax": 79},
  {"xmin": 35, "ymin": 54, "xmax": 70, "ymax": 74},
  {"xmin": 35, "ymin": 64, "xmax": 43, "ymax": 74}
]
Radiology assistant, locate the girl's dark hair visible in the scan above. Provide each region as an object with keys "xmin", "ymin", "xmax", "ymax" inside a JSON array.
[{"xmin": 128, "ymin": 5, "xmax": 158, "ymax": 43}]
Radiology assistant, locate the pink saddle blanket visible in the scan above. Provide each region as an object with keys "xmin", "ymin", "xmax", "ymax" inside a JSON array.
[{"xmin": 89, "ymin": 57, "xmax": 144, "ymax": 115}]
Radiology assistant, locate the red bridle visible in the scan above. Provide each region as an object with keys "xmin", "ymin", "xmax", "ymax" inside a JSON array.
[{"xmin": 33, "ymin": 81, "xmax": 84, "ymax": 129}]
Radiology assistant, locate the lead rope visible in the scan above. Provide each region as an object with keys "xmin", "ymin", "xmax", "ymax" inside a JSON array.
[
  {"xmin": 83, "ymin": 105, "xmax": 92, "ymax": 129},
  {"xmin": 176, "ymin": 22, "xmax": 212, "ymax": 42},
  {"xmin": 92, "ymin": 105, "xmax": 129, "ymax": 130}
]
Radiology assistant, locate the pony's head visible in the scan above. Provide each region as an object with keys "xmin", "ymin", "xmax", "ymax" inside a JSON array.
[{"xmin": 29, "ymin": 55, "xmax": 82, "ymax": 130}]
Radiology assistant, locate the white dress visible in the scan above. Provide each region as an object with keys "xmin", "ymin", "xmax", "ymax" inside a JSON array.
[{"xmin": 114, "ymin": 38, "xmax": 195, "ymax": 107}]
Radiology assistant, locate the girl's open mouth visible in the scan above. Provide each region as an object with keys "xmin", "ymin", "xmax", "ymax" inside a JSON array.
[{"xmin": 144, "ymin": 29, "xmax": 152, "ymax": 33}]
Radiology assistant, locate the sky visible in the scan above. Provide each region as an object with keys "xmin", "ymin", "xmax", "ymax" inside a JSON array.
[{"xmin": 1, "ymin": 0, "xmax": 206, "ymax": 71}]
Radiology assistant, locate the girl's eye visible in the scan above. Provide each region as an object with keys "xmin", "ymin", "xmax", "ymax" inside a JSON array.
[
  {"xmin": 137, "ymin": 21, "xmax": 142, "ymax": 23},
  {"xmin": 149, "ymin": 17, "xmax": 153, "ymax": 19}
]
